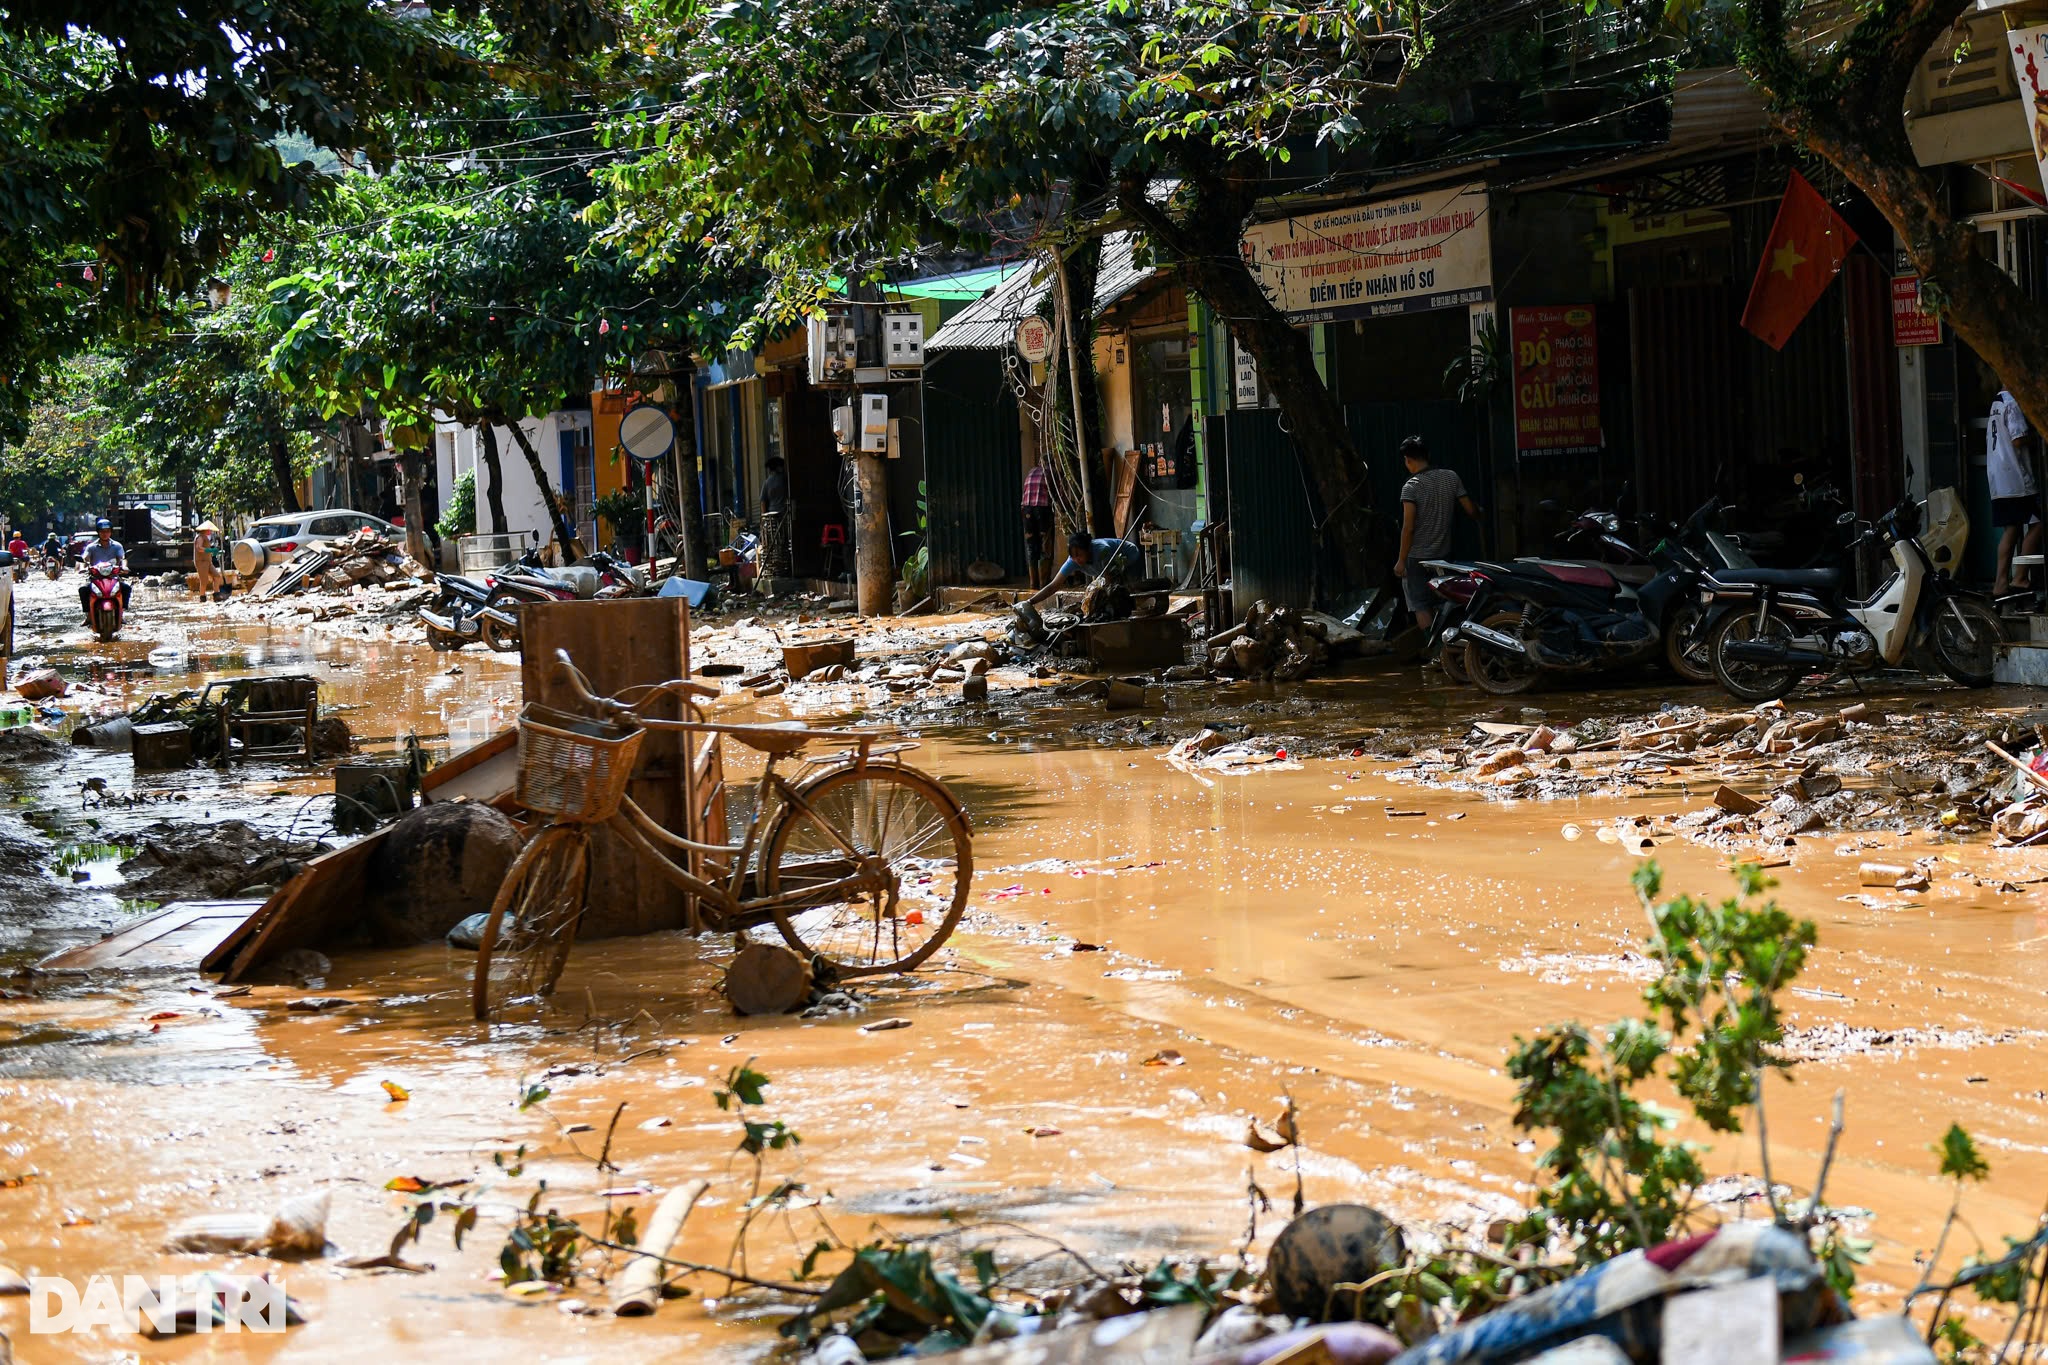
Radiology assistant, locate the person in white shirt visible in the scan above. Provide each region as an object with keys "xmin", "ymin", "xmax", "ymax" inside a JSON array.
[{"xmin": 1989, "ymin": 389, "xmax": 2040, "ymax": 595}]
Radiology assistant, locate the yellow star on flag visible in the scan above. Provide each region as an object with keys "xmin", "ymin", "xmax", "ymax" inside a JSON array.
[{"xmin": 1770, "ymin": 239, "xmax": 1807, "ymax": 279}]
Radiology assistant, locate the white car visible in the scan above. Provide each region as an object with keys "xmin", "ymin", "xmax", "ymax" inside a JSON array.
[{"xmin": 232, "ymin": 510, "xmax": 400, "ymax": 576}]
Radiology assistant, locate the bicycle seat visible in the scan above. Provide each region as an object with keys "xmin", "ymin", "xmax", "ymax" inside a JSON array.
[{"xmin": 1707, "ymin": 566, "xmax": 1842, "ymax": 590}]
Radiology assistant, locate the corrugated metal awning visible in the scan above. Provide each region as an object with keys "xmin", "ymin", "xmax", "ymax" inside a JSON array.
[{"xmin": 927, "ymin": 234, "xmax": 1156, "ymax": 352}]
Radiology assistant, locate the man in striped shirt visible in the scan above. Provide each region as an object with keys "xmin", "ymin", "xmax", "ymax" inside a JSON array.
[{"xmin": 1021, "ymin": 459, "xmax": 1053, "ymax": 588}]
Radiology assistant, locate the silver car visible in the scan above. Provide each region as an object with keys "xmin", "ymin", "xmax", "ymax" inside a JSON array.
[{"xmin": 231, "ymin": 509, "xmax": 400, "ymax": 576}]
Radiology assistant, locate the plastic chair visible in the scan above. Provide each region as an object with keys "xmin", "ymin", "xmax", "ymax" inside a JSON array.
[{"xmin": 820, "ymin": 524, "xmax": 848, "ymax": 580}]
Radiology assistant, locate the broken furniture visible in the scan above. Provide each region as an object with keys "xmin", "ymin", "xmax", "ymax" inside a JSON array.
[
  {"xmin": 214, "ymin": 676, "xmax": 319, "ymax": 762},
  {"xmin": 1071, "ymin": 615, "xmax": 1189, "ymax": 671},
  {"xmin": 782, "ymin": 636, "xmax": 856, "ymax": 680}
]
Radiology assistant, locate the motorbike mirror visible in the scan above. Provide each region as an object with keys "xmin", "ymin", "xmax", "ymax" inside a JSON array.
[
  {"xmin": 1836, "ymin": 510, "xmax": 1856, "ymax": 527},
  {"xmin": 1537, "ymin": 499, "xmax": 1559, "ymax": 513}
]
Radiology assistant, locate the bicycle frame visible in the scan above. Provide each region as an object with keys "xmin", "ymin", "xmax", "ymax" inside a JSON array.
[
  {"xmin": 599, "ymin": 745, "xmax": 891, "ymax": 932},
  {"xmin": 543, "ymin": 649, "xmax": 917, "ymax": 931}
]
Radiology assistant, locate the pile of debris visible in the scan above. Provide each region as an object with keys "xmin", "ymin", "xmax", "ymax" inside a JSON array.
[
  {"xmin": 259, "ymin": 529, "xmax": 424, "ymax": 599},
  {"xmin": 1396, "ymin": 699, "xmax": 2032, "ymax": 848},
  {"xmin": 118, "ymin": 819, "xmax": 331, "ymax": 900},
  {"xmin": 1207, "ymin": 601, "xmax": 1368, "ymax": 681}
]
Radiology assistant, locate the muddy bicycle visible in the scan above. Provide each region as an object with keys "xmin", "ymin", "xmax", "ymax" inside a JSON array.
[{"xmin": 473, "ymin": 650, "xmax": 973, "ymax": 1019}]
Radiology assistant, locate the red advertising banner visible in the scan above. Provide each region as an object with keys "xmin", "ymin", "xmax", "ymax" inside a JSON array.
[
  {"xmin": 1510, "ymin": 306, "xmax": 1602, "ymax": 455},
  {"xmin": 1890, "ymin": 274, "xmax": 1942, "ymax": 347}
]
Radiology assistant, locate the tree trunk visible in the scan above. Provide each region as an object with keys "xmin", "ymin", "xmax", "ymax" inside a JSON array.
[
  {"xmin": 478, "ymin": 421, "xmax": 509, "ymax": 535},
  {"xmin": 675, "ymin": 414, "xmax": 705, "ymax": 581},
  {"xmin": 268, "ymin": 435, "xmax": 302, "ymax": 514},
  {"xmin": 1119, "ymin": 169, "xmax": 1387, "ymax": 599},
  {"xmin": 503, "ymin": 419, "xmax": 585, "ymax": 560},
  {"xmin": 1732, "ymin": 0, "xmax": 2048, "ymax": 433},
  {"xmin": 399, "ymin": 447, "xmax": 433, "ymax": 571},
  {"xmin": 1052, "ymin": 241, "xmax": 1114, "ymax": 535},
  {"xmin": 1777, "ymin": 115, "xmax": 2048, "ymax": 440}
]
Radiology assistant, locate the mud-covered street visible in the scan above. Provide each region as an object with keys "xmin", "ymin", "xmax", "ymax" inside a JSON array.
[{"xmin": 1, "ymin": 573, "xmax": 2044, "ymax": 1361}]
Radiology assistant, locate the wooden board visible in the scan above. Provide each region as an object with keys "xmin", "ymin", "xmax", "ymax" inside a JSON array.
[
  {"xmin": 521, "ymin": 598, "xmax": 696, "ymax": 938},
  {"xmin": 204, "ymin": 833, "xmax": 387, "ymax": 981},
  {"xmin": 40, "ymin": 901, "xmax": 264, "ymax": 972},
  {"xmin": 422, "ymin": 728, "xmax": 518, "ymax": 805}
]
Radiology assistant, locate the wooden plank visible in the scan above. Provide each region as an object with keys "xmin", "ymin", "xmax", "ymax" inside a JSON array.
[
  {"xmin": 206, "ymin": 833, "xmax": 387, "ymax": 981},
  {"xmin": 521, "ymin": 599, "xmax": 695, "ymax": 938},
  {"xmin": 422, "ymin": 729, "xmax": 517, "ymax": 805},
  {"xmin": 40, "ymin": 901, "xmax": 264, "ymax": 972}
]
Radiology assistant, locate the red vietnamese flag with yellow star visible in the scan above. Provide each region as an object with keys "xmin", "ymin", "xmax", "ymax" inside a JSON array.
[{"xmin": 1740, "ymin": 171, "xmax": 1858, "ymax": 350}]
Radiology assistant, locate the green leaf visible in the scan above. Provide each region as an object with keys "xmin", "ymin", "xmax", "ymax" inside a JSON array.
[{"xmin": 1934, "ymin": 1123, "xmax": 1990, "ymax": 1183}]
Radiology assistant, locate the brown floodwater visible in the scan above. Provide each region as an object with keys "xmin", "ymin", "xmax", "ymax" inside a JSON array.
[{"xmin": 3, "ymin": 574, "xmax": 2046, "ymax": 1361}]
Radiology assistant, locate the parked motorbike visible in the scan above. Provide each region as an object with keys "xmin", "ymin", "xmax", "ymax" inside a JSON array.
[
  {"xmin": 419, "ymin": 548, "xmax": 647, "ymax": 652},
  {"xmin": 1444, "ymin": 558, "xmax": 1669, "ymax": 696},
  {"xmin": 1635, "ymin": 498, "xmax": 1759, "ymax": 684},
  {"xmin": 1699, "ymin": 487, "xmax": 2001, "ymax": 703},
  {"xmin": 86, "ymin": 567, "xmax": 127, "ymax": 642}
]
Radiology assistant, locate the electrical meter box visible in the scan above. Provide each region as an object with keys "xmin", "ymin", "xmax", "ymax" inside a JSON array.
[
  {"xmin": 860, "ymin": 393, "xmax": 889, "ymax": 454},
  {"xmin": 883, "ymin": 312, "xmax": 924, "ymax": 367}
]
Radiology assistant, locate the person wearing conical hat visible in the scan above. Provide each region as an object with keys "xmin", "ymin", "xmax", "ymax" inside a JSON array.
[{"xmin": 192, "ymin": 520, "xmax": 226, "ymax": 600}]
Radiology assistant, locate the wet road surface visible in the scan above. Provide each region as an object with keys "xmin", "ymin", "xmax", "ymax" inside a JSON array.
[{"xmin": 2, "ymin": 572, "xmax": 2045, "ymax": 1360}]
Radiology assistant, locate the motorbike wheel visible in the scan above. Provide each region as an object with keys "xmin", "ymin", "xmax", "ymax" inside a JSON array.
[
  {"xmin": 1929, "ymin": 595, "xmax": 2002, "ymax": 688},
  {"xmin": 1709, "ymin": 609, "xmax": 1801, "ymax": 703},
  {"xmin": 1440, "ymin": 639, "xmax": 1471, "ymax": 685},
  {"xmin": 1463, "ymin": 610, "xmax": 1543, "ymax": 695},
  {"xmin": 426, "ymin": 626, "xmax": 465, "ymax": 652},
  {"xmin": 482, "ymin": 616, "xmax": 521, "ymax": 653},
  {"xmin": 92, "ymin": 610, "xmax": 118, "ymax": 644},
  {"xmin": 1663, "ymin": 604, "xmax": 1714, "ymax": 684}
]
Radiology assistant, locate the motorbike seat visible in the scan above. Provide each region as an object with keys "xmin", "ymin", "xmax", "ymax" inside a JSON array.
[
  {"xmin": 1532, "ymin": 561, "xmax": 1617, "ymax": 590},
  {"xmin": 1706, "ymin": 566, "xmax": 1842, "ymax": 591}
]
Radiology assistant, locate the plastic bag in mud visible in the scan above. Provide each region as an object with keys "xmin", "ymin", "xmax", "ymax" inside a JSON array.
[
  {"xmin": 446, "ymin": 911, "xmax": 490, "ymax": 950},
  {"xmin": 163, "ymin": 1191, "xmax": 329, "ymax": 1257}
]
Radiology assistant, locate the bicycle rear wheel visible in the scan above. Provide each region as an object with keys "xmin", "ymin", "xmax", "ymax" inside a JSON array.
[
  {"xmin": 473, "ymin": 824, "xmax": 591, "ymax": 1019},
  {"xmin": 760, "ymin": 764, "xmax": 971, "ymax": 977}
]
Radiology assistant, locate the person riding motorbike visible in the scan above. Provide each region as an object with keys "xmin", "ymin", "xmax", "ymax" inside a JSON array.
[
  {"xmin": 79, "ymin": 519, "xmax": 131, "ymax": 621},
  {"xmin": 6, "ymin": 531, "xmax": 26, "ymax": 564},
  {"xmin": 39, "ymin": 530, "xmax": 61, "ymax": 563}
]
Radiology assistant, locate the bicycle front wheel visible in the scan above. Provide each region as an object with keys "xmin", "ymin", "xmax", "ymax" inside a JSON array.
[
  {"xmin": 473, "ymin": 824, "xmax": 591, "ymax": 1019},
  {"xmin": 760, "ymin": 764, "xmax": 971, "ymax": 977}
]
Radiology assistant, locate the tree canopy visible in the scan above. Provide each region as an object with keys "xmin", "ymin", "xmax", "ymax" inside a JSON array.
[{"xmin": 0, "ymin": 0, "xmax": 619, "ymax": 438}]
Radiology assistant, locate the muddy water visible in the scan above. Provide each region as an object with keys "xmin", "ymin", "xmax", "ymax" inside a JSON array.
[{"xmin": 3, "ymin": 578, "xmax": 2047, "ymax": 1360}]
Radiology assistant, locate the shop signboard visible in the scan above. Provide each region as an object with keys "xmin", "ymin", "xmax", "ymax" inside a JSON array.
[
  {"xmin": 1890, "ymin": 274, "xmax": 1941, "ymax": 347},
  {"xmin": 2010, "ymin": 25, "xmax": 2048, "ymax": 195},
  {"xmin": 1240, "ymin": 182, "xmax": 1493, "ymax": 324},
  {"xmin": 1232, "ymin": 339, "xmax": 1260, "ymax": 408},
  {"xmin": 1509, "ymin": 306, "xmax": 1602, "ymax": 455}
]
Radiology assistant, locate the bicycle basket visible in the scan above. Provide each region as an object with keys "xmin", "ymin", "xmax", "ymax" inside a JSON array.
[{"xmin": 516, "ymin": 704, "xmax": 645, "ymax": 822}]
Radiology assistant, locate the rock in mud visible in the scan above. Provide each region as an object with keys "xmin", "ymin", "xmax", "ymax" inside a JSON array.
[
  {"xmin": 363, "ymin": 802, "xmax": 521, "ymax": 943},
  {"xmin": 0, "ymin": 728, "xmax": 64, "ymax": 765},
  {"xmin": 1266, "ymin": 1204, "xmax": 1405, "ymax": 1322},
  {"xmin": 309, "ymin": 717, "xmax": 352, "ymax": 758}
]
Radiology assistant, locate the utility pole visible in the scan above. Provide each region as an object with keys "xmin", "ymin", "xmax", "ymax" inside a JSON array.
[{"xmin": 853, "ymin": 448, "xmax": 892, "ymax": 616}]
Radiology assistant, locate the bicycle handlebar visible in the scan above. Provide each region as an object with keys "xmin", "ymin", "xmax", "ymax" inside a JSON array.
[
  {"xmin": 554, "ymin": 649, "xmax": 719, "ymax": 716},
  {"xmin": 550, "ymin": 648, "xmax": 895, "ymax": 747}
]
